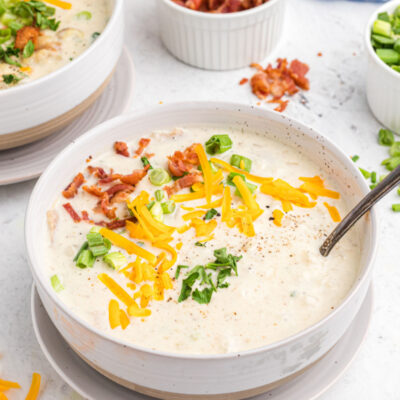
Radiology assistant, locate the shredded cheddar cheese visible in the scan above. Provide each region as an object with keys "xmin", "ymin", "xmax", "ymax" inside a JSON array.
[
  {"xmin": 0, "ymin": 380, "xmax": 20, "ymax": 390},
  {"xmin": 272, "ymin": 209, "xmax": 284, "ymax": 227},
  {"xmin": 119, "ymin": 310, "xmax": 130, "ymax": 330},
  {"xmin": 25, "ymin": 373, "xmax": 41, "ymax": 400},
  {"xmin": 98, "ymin": 273, "xmax": 133, "ymax": 307},
  {"xmin": 108, "ymin": 299, "xmax": 121, "ymax": 329},
  {"xmin": 323, "ymin": 202, "xmax": 342, "ymax": 222},
  {"xmin": 195, "ymin": 144, "xmax": 213, "ymax": 205},
  {"xmin": 182, "ymin": 210, "xmax": 206, "ymax": 221},
  {"xmin": 44, "ymin": 0, "xmax": 72, "ymax": 9}
]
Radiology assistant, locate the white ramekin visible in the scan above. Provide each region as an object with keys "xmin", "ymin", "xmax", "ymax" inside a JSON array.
[
  {"xmin": 157, "ymin": 0, "xmax": 286, "ymax": 70},
  {"xmin": 366, "ymin": 0, "xmax": 400, "ymax": 134},
  {"xmin": 0, "ymin": 0, "xmax": 124, "ymax": 150},
  {"xmin": 25, "ymin": 102, "xmax": 378, "ymax": 399}
]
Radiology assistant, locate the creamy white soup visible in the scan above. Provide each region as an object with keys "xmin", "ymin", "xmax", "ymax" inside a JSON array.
[
  {"xmin": 0, "ymin": 0, "xmax": 109, "ymax": 89},
  {"xmin": 45, "ymin": 127, "xmax": 361, "ymax": 354}
]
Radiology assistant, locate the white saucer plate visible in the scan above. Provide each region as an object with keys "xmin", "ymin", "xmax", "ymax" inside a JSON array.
[
  {"xmin": 31, "ymin": 285, "xmax": 373, "ymax": 400},
  {"xmin": 0, "ymin": 47, "xmax": 135, "ymax": 186}
]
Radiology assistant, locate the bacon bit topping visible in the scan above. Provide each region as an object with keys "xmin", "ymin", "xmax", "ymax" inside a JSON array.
[
  {"xmin": 83, "ymin": 185, "xmax": 103, "ymax": 197},
  {"xmin": 87, "ymin": 166, "xmax": 109, "ymax": 179},
  {"xmin": 62, "ymin": 173, "xmax": 84, "ymax": 199},
  {"xmin": 164, "ymin": 172, "xmax": 202, "ymax": 196},
  {"xmin": 114, "ymin": 141, "xmax": 130, "ymax": 157},
  {"xmin": 168, "ymin": 144, "xmax": 200, "ymax": 177},
  {"xmin": 245, "ymin": 58, "xmax": 310, "ymax": 112},
  {"xmin": 144, "ymin": 152, "xmax": 155, "ymax": 158},
  {"xmin": 317, "ymin": 52, "xmax": 323, "ymax": 57},
  {"xmin": 134, "ymin": 138, "xmax": 151, "ymax": 156},
  {"xmin": 239, "ymin": 77, "xmax": 248, "ymax": 85},
  {"xmin": 15, "ymin": 26, "xmax": 39, "ymax": 51},
  {"xmin": 119, "ymin": 166, "xmax": 149, "ymax": 185},
  {"xmin": 106, "ymin": 184, "xmax": 135, "ymax": 197},
  {"xmin": 99, "ymin": 193, "xmax": 116, "ymax": 220},
  {"xmin": 63, "ymin": 203, "xmax": 81, "ymax": 222},
  {"xmin": 172, "ymin": 0, "xmax": 270, "ymax": 13},
  {"xmin": 81, "ymin": 210, "xmax": 90, "ymax": 221}
]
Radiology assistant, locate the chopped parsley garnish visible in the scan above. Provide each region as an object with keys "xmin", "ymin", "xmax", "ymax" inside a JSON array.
[
  {"xmin": 92, "ymin": 31, "xmax": 100, "ymax": 41},
  {"xmin": 2, "ymin": 73, "xmax": 20, "ymax": 84},
  {"xmin": 175, "ymin": 265, "xmax": 188, "ymax": 280},
  {"xmin": 177, "ymin": 248, "xmax": 242, "ymax": 304},
  {"xmin": 23, "ymin": 40, "xmax": 34, "ymax": 58},
  {"xmin": 204, "ymin": 208, "xmax": 218, "ymax": 221},
  {"xmin": 351, "ymin": 155, "xmax": 359, "ymax": 162}
]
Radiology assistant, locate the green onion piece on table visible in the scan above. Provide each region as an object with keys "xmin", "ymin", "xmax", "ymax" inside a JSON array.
[
  {"xmin": 359, "ymin": 168, "xmax": 371, "ymax": 179},
  {"xmin": 205, "ymin": 135, "xmax": 232, "ymax": 155},
  {"xmin": 378, "ymin": 129, "xmax": 394, "ymax": 146},
  {"xmin": 351, "ymin": 155, "xmax": 360, "ymax": 162},
  {"xmin": 389, "ymin": 142, "xmax": 400, "ymax": 157},
  {"xmin": 392, "ymin": 204, "xmax": 400, "ymax": 212}
]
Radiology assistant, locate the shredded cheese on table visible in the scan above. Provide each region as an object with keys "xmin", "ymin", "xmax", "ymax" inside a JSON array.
[{"xmin": 25, "ymin": 373, "xmax": 41, "ymax": 400}]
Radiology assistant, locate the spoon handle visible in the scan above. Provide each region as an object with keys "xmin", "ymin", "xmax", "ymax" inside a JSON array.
[{"xmin": 320, "ymin": 165, "xmax": 400, "ymax": 257}]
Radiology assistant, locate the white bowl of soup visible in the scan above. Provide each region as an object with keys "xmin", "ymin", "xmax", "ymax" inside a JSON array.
[
  {"xmin": 25, "ymin": 102, "xmax": 377, "ymax": 399},
  {"xmin": 0, "ymin": 0, "xmax": 123, "ymax": 150}
]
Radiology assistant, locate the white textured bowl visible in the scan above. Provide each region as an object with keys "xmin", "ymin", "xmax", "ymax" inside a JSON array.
[
  {"xmin": 25, "ymin": 102, "xmax": 378, "ymax": 400},
  {"xmin": 366, "ymin": 0, "xmax": 400, "ymax": 134},
  {"xmin": 0, "ymin": 0, "xmax": 124, "ymax": 150},
  {"xmin": 157, "ymin": 0, "xmax": 286, "ymax": 70}
]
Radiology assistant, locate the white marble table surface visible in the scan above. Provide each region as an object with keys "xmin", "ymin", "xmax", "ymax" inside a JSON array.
[{"xmin": 1, "ymin": 0, "xmax": 399, "ymax": 398}]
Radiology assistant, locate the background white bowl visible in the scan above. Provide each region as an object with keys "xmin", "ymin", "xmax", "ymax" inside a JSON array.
[
  {"xmin": 366, "ymin": 0, "xmax": 400, "ymax": 134},
  {"xmin": 0, "ymin": 0, "xmax": 124, "ymax": 150},
  {"xmin": 25, "ymin": 102, "xmax": 377, "ymax": 399},
  {"xmin": 157, "ymin": 0, "xmax": 286, "ymax": 70}
]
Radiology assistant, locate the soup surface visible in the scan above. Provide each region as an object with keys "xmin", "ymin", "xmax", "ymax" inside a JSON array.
[
  {"xmin": 0, "ymin": 0, "xmax": 109, "ymax": 90},
  {"xmin": 45, "ymin": 127, "xmax": 361, "ymax": 354}
]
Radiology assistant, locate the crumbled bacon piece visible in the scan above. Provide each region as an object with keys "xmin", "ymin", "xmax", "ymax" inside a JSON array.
[
  {"xmin": 119, "ymin": 166, "xmax": 149, "ymax": 185},
  {"xmin": 62, "ymin": 173, "xmax": 85, "ymax": 199},
  {"xmin": 172, "ymin": 0, "xmax": 269, "ymax": 12},
  {"xmin": 114, "ymin": 141, "xmax": 130, "ymax": 157},
  {"xmin": 168, "ymin": 144, "xmax": 200, "ymax": 177},
  {"xmin": 134, "ymin": 138, "xmax": 151, "ymax": 156},
  {"xmin": 63, "ymin": 203, "xmax": 81, "ymax": 222},
  {"xmin": 164, "ymin": 172, "xmax": 202, "ymax": 196},
  {"xmin": 247, "ymin": 58, "xmax": 310, "ymax": 112},
  {"xmin": 15, "ymin": 26, "xmax": 39, "ymax": 50},
  {"xmin": 95, "ymin": 218, "xmax": 135, "ymax": 230},
  {"xmin": 99, "ymin": 193, "xmax": 116, "ymax": 220},
  {"xmin": 81, "ymin": 210, "xmax": 90, "ymax": 221},
  {"xmin": 83, "ymin": 185, "xmax": 103, "ymax": 197},
  {"xmin": 239, "ymin": 78, "xmax": 248, "ymax": 85},
  {"xmin": 144, "ymin": 152, "xmax": 155, "ymax": 158},
  {"xmin": 87, "ymin": 166, "xmax": 109, "ymax": 179}
]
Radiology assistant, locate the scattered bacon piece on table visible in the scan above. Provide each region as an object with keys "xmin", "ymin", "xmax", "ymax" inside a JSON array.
[
  {"xmin": 63, "ymin": 203, "xmax": 81, "ymax": 222},
  {"xmin": 246, "ymin": 58, "xmax": 310, "ymax": 112},
  {"xmin": 172, "ymin": 0, "xmax": 270, "ymax": 12},
  {"xmin": 62, "ymin": 173, "xmax": 85, "ymax": 199},
  {"xmin": 168, "ymin": 144, "xmax": 200, "ymax": 177},
  {"xmin": 134, "ymin": 138, "xmax": 151, "ymax": 156},
  {"xmin": 114, "ymin": 141, "xmax": 130, "ymax": 157},
  {"xmin": 239, "ymin": 78, "xmax": 248, "ymax": 85}
]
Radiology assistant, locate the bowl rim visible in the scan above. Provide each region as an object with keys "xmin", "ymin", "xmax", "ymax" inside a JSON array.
[
  {"xmin": 159, "ymin": 0, "xmax": 283, "ymax": 20},
  {"xmin": 365, "ymin": 0, "xmax": 400, "ymax": 81},
  {"xmin": 25, "ymin": 101, "xmax": 379, "ymax": 360},
  {"xmin": 0, "ymin": 0, "xmax": 123, "ymax": 97}
]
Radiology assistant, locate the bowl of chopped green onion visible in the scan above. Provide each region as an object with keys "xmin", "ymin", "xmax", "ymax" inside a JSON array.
[{"xmin": 366, "ymin": 0, "xmax": 400, "ymax": 134}]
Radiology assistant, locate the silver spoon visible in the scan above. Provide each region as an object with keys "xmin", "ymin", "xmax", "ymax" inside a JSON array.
[{"xmin": 320, "ymin": 165, "xmax": 400, "ymax": 257}]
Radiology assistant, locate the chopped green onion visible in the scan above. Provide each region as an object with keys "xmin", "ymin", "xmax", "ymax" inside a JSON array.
[
  {"xmin": 146, "ymin": 200, "xmax": 155, "ymax": 210},
  {"xmin": 149, "ymin": 168, "xmax": 171, "ymax": 186},
  {"xmin": 378, "ymin": 129, "xmax": 395, "ymax": 146},
  {"xmin": 155, "ymin": 190, "xmax": 164, "ymax": 202},
  {"xmin": 359, "ymin": 168, "xmax": 371, "ymax": 179},
  {"xmin": 351, "ymin": 155, "xmax": 360, "ymax": 162},
  {"xmin": 50, "ymin": 275, "xmax": 64, "ymax": 293},
  {"xmin": 198, "ymin": 161, "xmax": 219, "ymax": 174},
  {"xmin": 372, "ymin": 34, "xmax": 395, "ymax": 46},
  {"xmin": 22, "ymin": 39, "xmax": 34, "ymax": 58},
  {"xmin": 2, "ymin": 74, "xmax": 20, "ymax": 84},
  {"xmin": 230, "ymin": 154, "xmax": 252, "ymax": 172},
  {"xmin": 394, "ymin": 39, "xmax": 400, "ymax": 54},
  {"xmin": 90, "ymin": 226, "xmax": 102, "ymax": 233},
  {"xmin": 382, "ymin": 156, "xmax": 400, "ymax": 171},
  {"xmin": 92, "ymin": 32, "xmax": 100, "ymax": 40},
  {"xmin": 390, "ymin": 142, "xmax": 400, "ymax": 157},
  {"xmin": 227, "ymin": 172, "xmax": 245, "ymax": 186},
  {"xmin": 205, "ymin": 134, "xmax": 232, "ymax": 155},
  {"xmin": 90, "ymin": 245, "xmax": 109, "ymax": 257},
  {"xmin": 161, "ymin": 200, "xmax": 176, "ymax": 214},
  {"xmin": 371, "ymin": 171, "xmax": 377, "ymax": 183},
  {"xmin": 175, "ymin": 265, "xmax": 189, "ymax": 279},
  {"xmin": 103, "ymin": 252, "xmax": 127, "ymax": 270},
  {"xmin": 141, "ymin": 156, "xmax": 153, "ymax": 169},
  {"xmin": 0, "ymin": 28, "xmax": 11, "ymax": 44},
  {"xmin": 373, "ymin": 19, "xmax": 392, "ymax": 38},
  {"xmin": 392, "ymin": 65, "xmax": 400, "ymax": 73},
  {"xmin": 73, "ymin": 241, "xmax": 89, "ymax": 262},
  {"xmin": 398, "ymin": 187, "xmax": 400, "ymax": 196},
  {"xmin": 76, "ymin": 11, "xmax": 92, "ymax": 20},
  {"xmin": 378, "ymin": 11, "xmax": 390, "ymax": 22},
  {"xmin": 76, "ymin": 249, "xmax": 95, "ymax": 269},
  {"xmin": 376, "ymin": 49, "xmax": 400, "ymax": 65},
  {"xmin": 149, "ymin": 201, "xmax": 164, "ymax": 222},
  {"xmin": 87, "ymin": 232, "xmax": 104, "ymax": 247},
  {"xmin": 370, "ymin": 184, "xmax": 377, "ymax": 190},
  {"xmin": 392, "ymin": 204, "xmax": 400, "ymax": 212},
  {"xmin": 204, "ymin": 208, "xmax": 218, "ymax": 221},
  {"xmin": 235, "ymin": 182, "xmax": 257, "ymax": 197},
  {"xmin": 195, "ymin": 241, "xmax": 206, "ymax": 247}
]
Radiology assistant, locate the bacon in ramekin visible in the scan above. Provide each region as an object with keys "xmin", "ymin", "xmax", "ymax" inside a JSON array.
[{"xmin": 62, "ymin": 173, "xmax": 85, "ymax": 199}]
